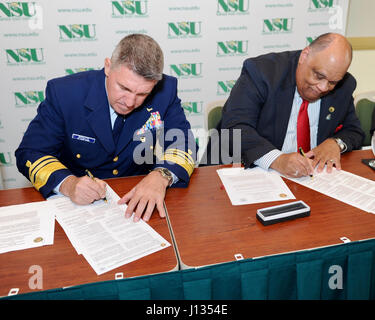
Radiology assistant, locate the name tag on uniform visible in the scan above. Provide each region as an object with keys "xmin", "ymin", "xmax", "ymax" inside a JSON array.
[{"xmin": 72, "ymin": 133, "xmax": 96, "ymax": 143}]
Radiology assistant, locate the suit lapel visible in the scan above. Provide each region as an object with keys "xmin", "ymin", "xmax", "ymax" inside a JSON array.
[
  {"xmin": 84, "ymin": 69, "xmax": 115, "ymax": 154},
  {"xmin": 274, "ymin": 85, "xmax": 296, "ymax": 149},
  {"xmin": 273, "ymin": 51, "xmax": 301, "ymax": 149},
  {"xmin": 317, "ymin": 93, "xmax": 335, "ymax": 145}
]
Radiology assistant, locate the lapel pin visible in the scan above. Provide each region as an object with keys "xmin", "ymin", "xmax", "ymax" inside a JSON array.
[
  {"xmin": 326, "ymin": 114, "xmax": 331, "ymax": 120},
  {"xmin": 329, "ymin": 106, "xmax": 335, "ymax": 113},
  {"xmin": 146, "ymin": 107, "xmax": 153, "ymax": 112},
  {"xmin": 140, "ymin": 136, "xmax": 146, "ymax": 143}
]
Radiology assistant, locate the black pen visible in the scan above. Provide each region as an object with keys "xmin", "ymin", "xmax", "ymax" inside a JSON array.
[
  {"xmin": 85, "ymin": 169, "xmax": 108, "ymax": 203},
  {"xmin": 298, "ymin": 147, "xmax": 313, "ymax": 178}
]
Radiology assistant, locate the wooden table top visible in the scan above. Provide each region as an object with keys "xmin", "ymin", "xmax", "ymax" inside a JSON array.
[
  {"xmin": 0, "ymin": 175, "xmax": 177, "ymax": 297},
  {"xmin": 165, "ymin": 149, "xmax": 375, "ymax": 269}
]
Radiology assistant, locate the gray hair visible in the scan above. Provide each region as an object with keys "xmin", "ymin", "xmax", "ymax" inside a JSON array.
[{"xmin": 111, "ymin": 34, "xmax": 164, "ymax": 81}]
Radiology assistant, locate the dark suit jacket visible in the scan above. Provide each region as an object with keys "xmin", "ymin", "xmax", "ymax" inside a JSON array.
[
  {"xmin": 15, "ymin": 69, "xmax": 197, "ymax": 198},
  {"xmin": 221, "ymin": 50, "xmax": 364, "ymax": 167}
]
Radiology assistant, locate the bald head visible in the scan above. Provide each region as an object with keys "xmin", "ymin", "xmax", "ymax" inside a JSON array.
[
  {"xmin": 296, "ymin": 33, "xmax": 352, "ymax": 102},
  {"xmin": 309, "ymin": 33, "xmax": 352, "ymax": 68}
]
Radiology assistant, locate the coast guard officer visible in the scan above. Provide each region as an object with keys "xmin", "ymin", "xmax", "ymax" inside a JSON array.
[{"xmin": 15, "ymin": 34, "xmax": 197, "ymax": 222}]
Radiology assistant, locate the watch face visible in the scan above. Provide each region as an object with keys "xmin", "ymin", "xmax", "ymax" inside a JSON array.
[
  {"xmin": 161, "ymin": 168, "xmax": 172, "ymax": 178},
  {"xmin": 335, "ymin": 138, "xmax": 344, "ymax": 150},
  {"xmin": 157, "ymin": 168, "xmax": 172, "ymax": 186}
]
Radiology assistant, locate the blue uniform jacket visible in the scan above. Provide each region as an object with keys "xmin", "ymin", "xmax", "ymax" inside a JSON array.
[{"xmin": 15, "ymin": 69, "xmax": 197, "ymax": 198}]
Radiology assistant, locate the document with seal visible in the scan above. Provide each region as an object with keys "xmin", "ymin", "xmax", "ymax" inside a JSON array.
[
  {"xmin": 217, "ymin": 167, "xmax": 295, "ymax": 205},
  {"xmin": 49, "ymin": 185, "xmax": 171, "ymax": 275},
  {"xmin": 286, "ymin": 168, "xmax": 375, "ymax": 214},
  {"xmin": 0, "ymin": 201, "xmax": 55, "ymax": 254}
]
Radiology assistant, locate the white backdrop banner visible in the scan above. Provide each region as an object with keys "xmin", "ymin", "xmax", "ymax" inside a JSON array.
[{"xmin": 0, "ymin": 0, "xmax": 349, "ymax": 189}]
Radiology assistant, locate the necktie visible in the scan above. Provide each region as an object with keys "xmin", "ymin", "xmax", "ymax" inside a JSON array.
[
  {"xmin": 113, "ymin": 115, "xmax": 125, "ymax": 145},
  {"xmin": 297, "ymin": 99, "xmax": 310, "ymax": 152}
]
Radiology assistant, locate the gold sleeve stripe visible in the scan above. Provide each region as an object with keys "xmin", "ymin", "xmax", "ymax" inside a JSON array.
[
  {"xmin": 163, "ymin": 152, "xmax": 192, "ymax": 168},
  {"xmin": 162, "ymin": 154, "xmax": 194, "ymax": 176},
  {"xmin": 161, "ymin": 148, "xmax": 195, "ymax": 176},
  {"xmin": 29, "ymin": 156, "xmax": 58, "ymax": 182},
  {"xmin": 32, "ymin": 162, "xmax": 68, "ymax": 191},
  {"xmin": 30, "ymin": 158, "xmax": 60, "ymax": 184},
  {"xmin": 164, "ymin": 148, "xmax": 195, "ymax": 166},
  {"xmin": 28, "ymin": 155, "xmax": 55, "ymax": 175},
  {"xmin": 26, "ymin": 156, "xmax": 67, "ymax": 191}
]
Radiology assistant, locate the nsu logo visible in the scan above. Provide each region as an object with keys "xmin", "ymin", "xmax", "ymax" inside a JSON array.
[
  {"xmin": 111, "ymin": 1, "xmax": 148, "ymax": 17},
  {"xmin": 262, "ymin": 18, "xmax": 294, "ymax": 34},
  {"xmin": 6, "ymin": 48, "xmax": 44, "ymax": 65},
  {"xmin": 169, "ymin": 63, "xmax": 203, "ymax": 79},
  {"xmin": 217, "ymin": 0, "xmax": 249, "ymax": 15},
  {"xmin": 58, "ymin": 24, "xmax": 97, "ymax": 41},
  {"xmin": 217, "ymin": 40, "xmax": 248, "ymax": 57},
  {"xmin": 168, "ymin": 22, "xmax": 202, "ymax": 38},
  {"xmin": 0, "ymin": 2, "xmax": 36, "ymax": 19},
  {"xmin": 14, "ymin": 91, "xmax": 45, "ymax": 107}
]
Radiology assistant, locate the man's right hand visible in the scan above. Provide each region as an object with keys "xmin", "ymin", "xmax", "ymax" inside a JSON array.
[
  {"xmin": 59, "ymin": 175, "xmax": 107, "ymax": 205},
  {"xmin": 270, "ymin": 153, "xmax": 314, "ymax": 178}
]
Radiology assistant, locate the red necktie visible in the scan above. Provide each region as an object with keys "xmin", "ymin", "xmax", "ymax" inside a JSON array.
[{"xmin": 297, "ymin": 99, "xmax": 310, "ymax": 152}]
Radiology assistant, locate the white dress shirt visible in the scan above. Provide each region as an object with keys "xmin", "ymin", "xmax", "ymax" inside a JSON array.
[{"xmin": 253, "ymin": 87, "xmax": 321, "ymax": 170}]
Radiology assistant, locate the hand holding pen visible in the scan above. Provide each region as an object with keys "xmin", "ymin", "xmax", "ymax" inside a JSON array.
[
  {"xmin": 85, "ymin": 169, "xmax": 108, "ymax": 203},
  {"xmin": 59, "ymin": 171, "xmax": 108, "ymax": 205},
  {"xmin": 299, "ymin": 147, "xmax": 314, "ymax": 178}
]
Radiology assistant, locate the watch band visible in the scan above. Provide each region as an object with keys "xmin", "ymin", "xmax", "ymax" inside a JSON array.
[
  {"xmin": 153, "ymin": 167, "xmax": 173, "ymax": 187},
  {"xmin": 334, "ymin": 138, "xmax": 347, "ymax": 153}
]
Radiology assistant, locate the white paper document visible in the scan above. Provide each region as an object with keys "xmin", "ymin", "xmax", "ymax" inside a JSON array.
[
  {"xmin": 0, "ymin": 201, "xmax": 55, "ymax": 254},
  {"xmin": 217, "ymin": 167, "xmax": 295, "ymax": 205},
  {"xmin": 286, "ymin": 168, "xmax": 375, "ymax": 214},
  {"xmin": 49, "ymin": 185, "xmax": 171, "ymax": 275}
]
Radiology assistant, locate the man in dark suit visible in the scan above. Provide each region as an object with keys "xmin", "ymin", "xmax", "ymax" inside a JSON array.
[
  {"xmin": 15, "ymin": 34, "xmax": 196, "ymax": 222},
  {"xmin": 221, "ymin": 33, "xmax": 364, "ymax": 178}
]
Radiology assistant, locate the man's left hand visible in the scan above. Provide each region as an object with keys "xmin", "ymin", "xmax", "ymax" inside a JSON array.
[
  {"xmin": 305, "ymin": 138, "xmax": 341, "ymax": 173},
  {"xmin": 118, "ymin": 170, "xmax": 169, "ymax": 222}
]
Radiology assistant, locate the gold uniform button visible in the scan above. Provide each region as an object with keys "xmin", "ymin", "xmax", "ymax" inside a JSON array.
[
  {"xmin": 113, "ymin": 156, "xmax": 118, "ymax": 162},
  {"xmin": 113, "ymin": 169, "xmax": 118, "ymax": 176},
  {"xmin": 76, "ymin": 154, "xmax": 81, "ymax": 159}
]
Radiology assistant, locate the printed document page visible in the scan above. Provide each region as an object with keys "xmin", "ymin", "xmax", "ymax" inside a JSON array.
[
  {"xmin": 217, "ymin": 167, "xmax": 295, "ymax": 205},
  {"xmin": 286, "ymin": 168, "xmax": 375, "ymax": 214},
  {"xmin": 0, "ymin": 201, "xmax": 55, "ymax": 254},
  {"xmin": 49, "ymin": 185, "xmax": 171, "ymax": 275}
]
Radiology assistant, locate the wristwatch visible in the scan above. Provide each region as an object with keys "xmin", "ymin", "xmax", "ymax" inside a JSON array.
[
  {"xmin": 334, "ymin": 138, "xmax": 347, "ymax": 153},
  {"xmin": 153, "ymin": 167, "xmax": 173, "ymax": 187}
]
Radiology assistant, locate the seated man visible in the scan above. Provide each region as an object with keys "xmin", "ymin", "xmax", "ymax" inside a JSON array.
[
  {"xmin": 15, "ymin": 34, "xmax": 197, "ymax": 222},
  {"xmin": 221, "ymin": 33, "xmax": 364, "ymax": 177}
]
